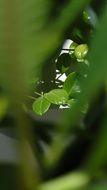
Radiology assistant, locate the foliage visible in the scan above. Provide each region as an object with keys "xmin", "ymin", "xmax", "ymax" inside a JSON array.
[
  {"xmin": 0, "ymin": 0, "xmax": 107, "ymax": 190},
  {"xmin": 32, "ymin": 42, "xmax": 88, "ymax": 115}
]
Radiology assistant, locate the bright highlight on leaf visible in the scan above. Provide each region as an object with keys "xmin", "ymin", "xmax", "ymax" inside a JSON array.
[
  {"xmin": 44, "ymin": 89, "xmax": 68, "ymax": 105},
  {"xmin": 69, "ymin": 42, "xmax": 78, "ymax": 50},
  {"xmin": 74, "ymin": 44, "xmax": 88, "ymax": 59},
  {"xmin": 32, "ymin": 96, "xmax": 51, "ymax": 115}
]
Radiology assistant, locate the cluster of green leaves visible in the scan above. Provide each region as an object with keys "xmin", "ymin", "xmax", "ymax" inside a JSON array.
[
  {"xmin": 31, "ymin": 4, "xmax": 94, "ymax": 116},
  {"xmin": 33, "ymin": 73, "xmax": 74, "ymax": 115},
  {"xmin": 32, "ymin": 42, "xmax": 88, "ymax": 115}
]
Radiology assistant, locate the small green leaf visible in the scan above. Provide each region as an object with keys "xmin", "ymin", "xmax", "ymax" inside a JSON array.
[
  {"xmin": 32, "ymin": 96, "xmax": 51, "ymax": 115},
  {"xmin": 69, "ymin": 42, "xmax": 78, "ymax": 50},
  {"xmin": 74, "ymin": 44, "xmax": 88, "ymax": 60},
  {"xmin": 44, "ymin": 89, "xmax": 68, "ymax": 105},
  {"xmin": 63, "ymin": 72, "xmax": 76, "ymax": 94}
]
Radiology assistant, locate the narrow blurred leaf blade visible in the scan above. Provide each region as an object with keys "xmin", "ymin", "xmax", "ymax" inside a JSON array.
[
  {"xmin": 63, "ymin": 72, "xmax": 76, "ymax": 94},
  {"xmin": 0, "ymin": 96, "xmax": 9, "ymax": 120}
]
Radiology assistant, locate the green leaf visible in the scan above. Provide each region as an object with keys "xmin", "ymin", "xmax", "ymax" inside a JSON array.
[
  {"xmin": 32, "ymin": 96, "xmax": 51, "ymax": 115},
  {"xmin": 63, "ymin": 72, "xmax": 76, "ymax": 94},
  {"xmin": 67, "ymin": 99, "xmax": 88, "ymax": 113},
  {"xmin": 74, "ymin": 44, "xmax": 88, "ymax": 60},
  {"xmin": 69, "ymin": 80, "xmax": 81, "ymax": 98},
  {"xmin": 44, "ymin": 89, "xmax": 68, "ymax": 105},
  {"xmin": 76, "ymin": 61, "xmax": 89, "ymax": 77},
  {"xmin": 69, "ymin": 42, "xmax": 78, "ymax": 51},
  {"xmin": 40, "ymin": 171, "xmax": 89, "ymax": 190}
]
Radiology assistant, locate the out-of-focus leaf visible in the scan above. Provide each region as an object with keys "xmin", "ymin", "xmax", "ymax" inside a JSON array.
[
  {"xmin": 83, "ymin": 6, "xmax": 98, "ymax": 27},
  {"xmin": 61, "ymin": 3, "xmax": 107, "ymax": 175},
  {"xmin": 76, "ymin": 61, "xmax": 89, "ymax": 77},
  {"xmin": 29, "ymin": 77, "xmax": 39, "ymax": 85},
  {"xmin": 67, "ymin": 99, "xmax": 88, "ymax": 113},
  {"xmin": 56, "ymin": 0, "xmax": 92, "ymax": 31},
  {"xmin": 67, "ymin": 99, "xmax": 76, "ymax": 108},
  {"xmin": 63, "ymin": 72, "xmax": 76, "ymax": 94},
  {"xmin": 69, "ymin": 80, "xmax": 81, "ymax": 98},
  {"xmin": 81, "ymin": 4, "xmax": 107, "ymax": 99},
  {"xmin": 0, "ymin": 96, "xmax": 9, "ymax": 120},
  {"xmin": 46, "ymin": 3, "xmax": 107, "ymax": 169},
  {"xmin": 88, "ymin": 184, "xmax": 107, "ymax": 190},
  {"xmin": 64, "ymin": 3, "xmax": 107, "ymax": 127},
  {"xmin": 39, "ymin": 171, "xmax": 89, "ymax": 190}
]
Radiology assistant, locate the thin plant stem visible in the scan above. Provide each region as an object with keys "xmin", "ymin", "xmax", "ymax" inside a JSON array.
[
  {"xmin": 27, "ymin": 95, "xmax": 37, "ymax": 100},
  {"xmin": 34, "ymin": 91, "xmax": 42, "ymax": 96}
]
